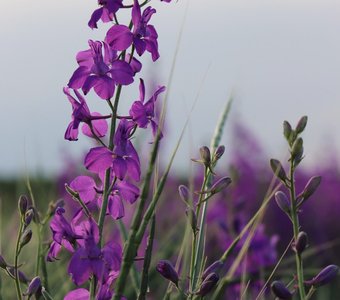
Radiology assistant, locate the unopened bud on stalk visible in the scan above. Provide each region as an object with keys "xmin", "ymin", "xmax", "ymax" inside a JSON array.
[
  {"xmin": 274, "ymin": 191, "xmax": 290, "ymax": 214},
  {"xmin": 185, "ymin": 207, "xmax": 198, "ymax": 234},
  {"xmin": 306, "ymin": 265, "xmax": 339, "ymax": 287},
  {"xmin": 298, "ymin": 176, "xmax": 321, "ymax": 205},
  {"xmin": 213, "ymin": 145, "xmax": 225, "ymax": 162},
  {"xmin": 20, "ymin": 229, "xmax": 32, "ymax": 248},
  {"xmin": 202, "ymin": 261, "xmax": 223, "ymax": 281},
  {"xmin": 271, "ymin": 281, "xmax": 293, "ymax": 299},
  {"xmin": 156, "ymin": 260, "xmax": 179, "ymax": 286},
  {"xmin": 0, "ymin": 255, "xmax": 7, "ymax": 269},
  {"xmin": 295, "ymin": 116, "xmax": 308, "ymax": 134},
  {"xmin": 291, "ymin": 137, "xmax": 304, "ymax": 164},
  {"xmin": 18, "ymin": 195, "xmax": 28, "ymax": 216},
  {"xmin": 24, "ymin": 209, "xmax": 34, "ymax": 227},
  {"xmin": 270, "ymin": 159, "xmax": 287, "ymax": 184},
  {"xmin": 200, "ymin": 146, "xmax": 211, "ymax": 167},
  {"xmin": 24, "ymin": 276, "xmax": 41, "ymax": 296},
  {"xmin": 196, "ymin": 272, "xmax": 219, "ymax": 296},
  {"xmin": 293, "ymin": 231, "xmax": 308, "ymax": 254},
  {"xmin": 283, "ymin": 121, "xmax": 293, "ymax": 143},
  {"xmin": 210, "ymin": 177, "xmax": 232, "ymax": 194},
  {"xmin": 178, "ymin": 185, "xmax": 190, "ymax": 204},
  {"xmin": 7, "ymin": 267, "xmax": 29, "ymax": 284}
]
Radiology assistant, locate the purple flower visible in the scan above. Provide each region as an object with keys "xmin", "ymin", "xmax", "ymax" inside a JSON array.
[
  {"xmin": 64, "ymin": 87, "xmax": 108, "ymax": 141},
  {"xmin": 68, "ymin": 40, "xmax": 134, "ymax": 100},
  {"xmin": 132, "ymin": 0, "xmax": 159, "ymax": 61},
  {"xmin": 68, "ymin": 219, "xmax": 121, "ymax": 286},
  {"xmin": 47, "ymin": 207, "xmax": 82, "ymax": 261},
  {"xmin": 105, "ymin": 1, "xmax": 160, "ymax": 61},
  {"xmin": 129, "ymin": 79, "xmax": 165, "ymax": 136},
  {"xmin": 85, "ymin": 120, "xmax": 140, "ymax": 181},
  {"xmin": 88, "ymin": 0, "xmax": 123, "ymax": 29}
]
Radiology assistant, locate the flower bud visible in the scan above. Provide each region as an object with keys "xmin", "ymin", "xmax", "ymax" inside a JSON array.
[
  {"xmin": 299, "ymin": 176, "xmax": 321, "ymax": 205},
  {"xmin": 270, "ymin": 281, "xmax": 293, "ymax": 299},
  {"xmin": 210, "ymin": 177, "xmax": 232, "ymax": 194},
  {"xmin": 270, "ymin": 159, "xmax": 287, "ymax": 184},
  {"xmin": 200, "ymin": 146, "xmax": 211, "ymax": 167},
  {"xmin": 7, "ymin": 267, "xmax": 29, "ymax": 284},
  {"xmin": 283, "ymin": 121, "xmax": 293, "ymax": 143},
  {"xmin": 185, "ymin": 207, "xmax": 198, "ymax": 234},
  {"xmin": 196, "ymin": 272, "xmax": 219, "ymax": 296},
  {"xmin": 156, "ymin": 260, "xmax": 179, "ymax": 286},
  {"xmin": 274, "ymin": 191, "xmax": 290, "ymax": 214},
  {"xmin": 178, "ymin": 185, "xmax": 190, "ymax": 204},
  {"xmin": 0, "ymin": 255, "xmax": 7, "ymax": 269},
  {"xmin": 291, "ymin": 137, "xmax": 303, "ymax": 164},
  {"xmin": 20, "ymin": 229, "xmax": 32, "ymax": 248},
  {"xmin": 295, "ymin": 116, "xmax": 308, "ymax": 134},
  {"xmin": 24, "ymin": 209, "xmax": 34, "ymax": 227},
  {"xmin": 213, "ymin": 145, "xmax": 225, "ymax": 162},
  {"xmin": 293, "ymin": 231, "xmax": 308, "ymax": 255},
  {"xmin": 18, "ymin": 195, "xmax": 28, "ymax": 216},
  {"xmin": 307, "ymin": 265, "xmax": 339, "ymax": 287},
  {"xmin": 24, "ymin": 276, "xmax": 41, "ymax": 296},
  {"xmin": 202, "ymin": 261, "xmax": 223, "ymax": 281}
]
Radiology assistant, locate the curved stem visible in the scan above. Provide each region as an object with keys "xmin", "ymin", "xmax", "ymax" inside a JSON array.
[{"xmin": 14, "ymin": 222, "xmax": 23, "ymax": 300}]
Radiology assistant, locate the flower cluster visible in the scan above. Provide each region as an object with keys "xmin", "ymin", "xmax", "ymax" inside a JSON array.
[{"xmin": 47, "ymin": 0, "xmax": 170, "ymax": 298}]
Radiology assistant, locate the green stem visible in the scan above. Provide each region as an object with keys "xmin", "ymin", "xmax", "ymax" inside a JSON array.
[
  {"xmin": 90, "ymin": 276, "xmax": 97, "ymax": 300},
  {"xmin": 14, "ymin": 222, "xmax": 23, "ymax": 300},
  {"xmin": 305, "ymin": 286, "xmax": 316, "ymax": 300},
  {"xmin": 98, "ymin": 85, "xmax": 122, "ymax": 245},
  {"xmin": 113, "ymin": 125, "xmax": 162, "ymax": 299},
  {"xmin": 118, "ymin": 220, "xmax": 140, "ymax": 294},
  {"xmin": 190, "ymin": 169, "xmax": 209, "ymax": 292},
  {"xmin": 289, "ymin": 159, "xmax": 306, "ymax": 299},
  {"xmin": 138, "ymin": 215, "xmax": 156, "ymax": 300}
]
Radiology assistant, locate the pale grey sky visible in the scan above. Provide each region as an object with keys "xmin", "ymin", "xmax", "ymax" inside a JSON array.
[{"xmin": 1, "ymin": 0, "xmax": 340, "ymax": 177}]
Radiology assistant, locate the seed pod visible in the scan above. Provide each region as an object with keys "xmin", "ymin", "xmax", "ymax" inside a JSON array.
[
  {"xmin": 200, "ymin": 146, "xmax": 211, "ymax": 167},
  {"xmin": 178, "ymin": 185, "xmax": 190, "ymax": 204},
  {"xmin": 295, "ymin": 116, "xmax": 308, "ymax": 134},
  {"xmin": 202, "ymin": 261, "xmax": 223, "ymax": 281},
  {"xmin": 294, "ymin": 231, "xmax": 308, "ymax": 255},
  {"xmin": 274, "ymin": 191, "xmax": 290, "ymax": 214},
  {"xmin": 210, "ymin": 177, "xmax": 232, "ymax": 194},
  {"xmin": 196, "ymin": 273, "xmax": 219, "ymax": 296},
  {"xmin": 271, "ymin": 281, "xmax": 293, "ymax": 299},
  {"xmin": 18, "ymin": 195, "xmax": 28, "ymax": 216},
  {"xmin": 20, "ymin": 229, "xmax": 33, "ymax": 248},
  {"xmin": 307, "ymin": 265, "xmax": 339, "ymax": 287},
  {"xmin": 24, "ymin": 276, "xmax": 41, "ymax": 296},
  {"xmin": 156, "ymin": 260, "xmax": 179, "ymax": 286},
  {"xmin": 270, "ymin": 159, "xmax": 287, "ymax": 184}
]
